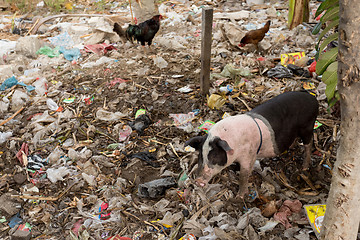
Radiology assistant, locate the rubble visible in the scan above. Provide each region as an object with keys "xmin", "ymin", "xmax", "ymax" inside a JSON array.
[{"xmin": 0, "ymin": 0, "xmax": 339, "ymax": 239}]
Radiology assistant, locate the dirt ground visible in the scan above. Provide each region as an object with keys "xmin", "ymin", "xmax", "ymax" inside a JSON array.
[{"xmin": 0, "ymin": 0, "xmax": 342, "ymax": 239}]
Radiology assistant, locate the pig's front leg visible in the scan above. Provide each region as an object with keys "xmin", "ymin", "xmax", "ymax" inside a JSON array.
[
  {"xmin": 303, "ymin": 141, "xmax": 313, "ymax": 170},
  {"xmin": 236, "ymin": 156, "xmax": 256, "ymax": 199},
  {"xmin": 237, "ymin": 167, "xmax": 250, "ymax": 198}
]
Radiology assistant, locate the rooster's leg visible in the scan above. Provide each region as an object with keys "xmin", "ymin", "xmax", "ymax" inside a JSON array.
[{"xmin": 142, "ymin": 45, "xmax": 149, "ymax": 54}]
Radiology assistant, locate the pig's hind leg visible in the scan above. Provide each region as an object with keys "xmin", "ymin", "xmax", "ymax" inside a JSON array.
[{"xmin": 299, "ymin": 126, "xmax": 315, "ymax": 170}]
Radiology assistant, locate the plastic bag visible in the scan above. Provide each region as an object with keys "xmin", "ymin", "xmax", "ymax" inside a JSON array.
[
  {"xmin": 96, "ymin": 109, "xmax": 126, "ymax": 121},
  {"xmin": 0, "ymin": 131, "xmax": 12, "ymax": 144},
  {"xmin": 46, "ymin": 166, "xmax": 73, "ymax": 183}
]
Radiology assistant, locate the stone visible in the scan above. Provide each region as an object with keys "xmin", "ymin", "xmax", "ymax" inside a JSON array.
[{"xmin": 0, "ymin": 193, "xmax": 22, "ymax": 219}]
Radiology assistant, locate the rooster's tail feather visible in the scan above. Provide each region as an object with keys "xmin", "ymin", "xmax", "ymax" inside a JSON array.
[{"xmin": 126, "ymin": 24, "xmax": 141, "ymax": 42}]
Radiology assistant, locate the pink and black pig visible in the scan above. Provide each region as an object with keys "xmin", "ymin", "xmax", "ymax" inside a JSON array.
[{"xmin": 185, "ymin": 91, "xmax": 319, "ymax": 198}]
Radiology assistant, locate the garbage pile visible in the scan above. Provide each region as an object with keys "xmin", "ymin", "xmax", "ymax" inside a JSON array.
[{"xmin": 0, "ymin": 0, "xmax": 340, "ymax": 239}]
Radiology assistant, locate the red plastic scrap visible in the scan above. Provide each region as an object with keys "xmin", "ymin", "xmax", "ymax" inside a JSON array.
[
  {"xmin": 107, "ymin": 78, "xmax": 130, "ymax": 88},
  {"xmin": 309, "ymin": 60, "xmax": 317, "ymax": 73},
  {"xmin": 84, "ymin": 43, "xmax": 117, "ymax": 55},
  {"xmin": 71, "ymin": 219, "xmax": 83, "ymax": 237},
  {"xmin": 27, "ymin": 113, "xmax": 43, "ymax": 121},
  {"xmin": 99, "ymin": 202, "xmax": 111, "ymax": 220},
  {"xmin": 16, "ymin": 143, "xmax": 29, "ymax": 166}
]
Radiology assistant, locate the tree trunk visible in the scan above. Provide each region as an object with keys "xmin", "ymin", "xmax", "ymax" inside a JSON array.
[
  {"xmin": 288, "ymin": 0, "xmax": 309, "ymax": 30},
  {"xmin": 320, "ymin": 0, "xmax": 360, "ymax": 239}
]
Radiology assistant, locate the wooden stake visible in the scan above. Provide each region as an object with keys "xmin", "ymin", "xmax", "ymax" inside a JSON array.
[
  {"xmin": 200, "ymin": 7, "xmax": 213, "ymax": 96},
  {"xmin": 129, "ymin": 0, "xmax": 134, "ymax": 24}
]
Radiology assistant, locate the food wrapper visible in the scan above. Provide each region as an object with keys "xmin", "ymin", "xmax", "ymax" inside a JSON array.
[
  {"xmin": 207, "ymin": 94, "xmax": 226, "ymax": 109},
  {"xmin": 179, "ymin": 233, "xmax": 196, "ymax": 240},
  {"xmin": 135, "ymin": 109, "xmax": 146, "ymax": 119},
  {"xmin": 314, "ymin": 121, "xmax": 323, "ymax": 129},
  {"xmin": 304, "ymin": 204, "xmax": 326, "ymax": 239},
  {"xmin": 281, "ymin": 52, "xmax": 305, "ymax": 66},
  {"xmin": 63, "ymin": 97, "xmax": 75, "ymax": 103},
  {"xmin": 222, "ymin": 112, "xmax": 231, "ymax": 119},
  {"xmin": 169, "ymin": 112, "xmax": 195, "ymax": 129},
  {"xmin": 302, "ymin": 81, "xmax": 316, "ymax": 91},
  {"xmin": 199, "ymin": 120, "xmax": 215, "ymax": 133}
]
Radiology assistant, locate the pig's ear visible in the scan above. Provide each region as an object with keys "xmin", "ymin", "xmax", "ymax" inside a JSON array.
[
  {"xmin": 216, "ymin": 139, "xmax": 234, "ymax": 155},
  {"xmin": 185, "ymin": 135, "xmax": 206, "ymax": 150}
]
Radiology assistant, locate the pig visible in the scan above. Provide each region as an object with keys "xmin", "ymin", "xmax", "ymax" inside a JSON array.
[{"xmin": 185, "ymin": 91, "xmax": 319, "ymax": 198}]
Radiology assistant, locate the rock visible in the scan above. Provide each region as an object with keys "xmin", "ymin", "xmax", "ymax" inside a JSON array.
[
  {"xmin": 0, "ymin": 193, "xmax": 21, "ymax": 218},
  {"xmin": 91, "ymin": 155, "xmax": 115, "ymax": 168},
  {"xmin": 0, "ymin": 65, "xmax": 14, "ymax": 80},
  {"xmin": 13, "ymin": 173, "xmax": 26, "ymax": 185},
  {"xmin": 15, "ymin": 36, "xmax": 44, "ymax": 58},
  {"xmin": 11, "ymin": 227, "xmax": 31, "ymax": 240},
  {"xmin": 138, "ymin": 177, "xmax": 177, "ymax": 198}
]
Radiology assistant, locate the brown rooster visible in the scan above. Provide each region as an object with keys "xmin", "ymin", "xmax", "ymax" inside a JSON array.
[{"xmin": 239, "ymin": 20, "xmax": 271, "ymax": 51}]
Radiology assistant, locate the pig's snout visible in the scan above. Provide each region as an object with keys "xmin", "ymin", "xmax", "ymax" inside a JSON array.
[
  {"xmin": 195, "ymin": 178, "xmax": 207, "ymax": 187},
  {"xmin": 195, "ymin": 165, "xmax": 214, "ymax": 187}
]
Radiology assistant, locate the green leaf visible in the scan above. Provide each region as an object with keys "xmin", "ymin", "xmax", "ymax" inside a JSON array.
[
  {"xmin": 312, "ymin": 22, "xmax": 323, "ymax": 35},
  {"xmin": 323, "ymin": 62, "xmax": 338, "ymax": 100},
  {"xmin": 317, "ymin": 32, "xmax": 339, "ymax": 52},
  {"xmin": 317, "ymin": 18, "xmax": 339, "ymax": 44},
  {"xmin": 321, "ymin": 6, "xmax": 339, "ymax": 22},
  {"xmin": 322, "ymin": 61, "xmax": 338, "ymax": 85},
  {"xmin": 316, "ymin": 0, "xmax": 339, "ymax": 17},
  {"xmin": 316, "ymin": 47, "xmax": 338, "ymax": 75}
]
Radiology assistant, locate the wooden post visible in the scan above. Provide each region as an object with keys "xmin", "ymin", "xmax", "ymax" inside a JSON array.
[{"xmin": 200, "ymin": 7, "xmax": 213, "ymax": 96}]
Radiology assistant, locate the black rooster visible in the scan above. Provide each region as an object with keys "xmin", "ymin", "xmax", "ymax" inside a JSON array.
[{"xmin": 114, "ymin": 15, "xmax": 162, "ymax": 48}]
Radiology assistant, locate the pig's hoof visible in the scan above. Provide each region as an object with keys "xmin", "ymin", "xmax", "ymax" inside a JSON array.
[{"xmin": 236, "ymin": 190, "xmax": 248, "ymax": 200}]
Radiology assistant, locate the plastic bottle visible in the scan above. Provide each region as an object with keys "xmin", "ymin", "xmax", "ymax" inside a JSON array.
[{"xmin": 219, "ymin": 84, "xmax": 233, "ymax": 94}]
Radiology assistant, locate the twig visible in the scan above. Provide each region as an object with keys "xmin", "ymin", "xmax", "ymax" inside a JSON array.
[
  {"xmin": 150, "ymin": 139, "xmax": 167, "ymax": 145},
  {"xmin": 236, "ymin": 97, "xmax": 251, "ymax": 111},
  {"xmin": 0, "ymin": 106, "xmax": 25, "ymax": 127},
  {"xmin": 169, "ymin": 143, "xmax": 180, "ymax": 158},
  {"xmin": 11, "ymin": 182, "xmax": 75, "ymax": 201},
  {"xmin": 25, "ymin": 18, "xmax": 39, "ymax": 36},
  {"xmin": 299, "ymin": 173, "xmax": 317, "ymax": 191},
  {"xmin": 122, "ymin": 210, "xmax": 160, "ymax": 231},
  {"xmin": 96, "ymin": 129, "xmax": 118, "ymax": 142}
]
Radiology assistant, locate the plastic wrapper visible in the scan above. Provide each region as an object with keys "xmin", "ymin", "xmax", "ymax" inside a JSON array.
[
  {"xmin": 33, "ymin": 78, "xmax": 48, "ymax": 96},
  {"xmin": 11, "ymin": 89, "xmax": 29, "ymax": 111},
  {"xmin": 267, "ymin": 65, "xmax": 293, "ymax": 78},
  {"xmin": 68, "ymin": 148, "xmax": 92, "ymax": 161},
  {"xmin": 48, "ymin": 31, "xmax": 74, "ymax": 48},
  {"xmin": 0, "ymin": 96, "xmax": 9, "ymax": 113},
  {"xmin": 169, "ymin": 112, "xmax": 195, "ymax": 131},
  {"xmin": 96, "ymin": 109, "xmax": 126, "ymax": 121},
  {"xmin": 0, "ymin": 131, "xmax": 12, "ymax": 144},
  {"xmin": 81, "ymin": 56, "xmax": 115, "ymax": 68},
  {"xmin": 47, "ymin": 166, "xmax": 75, "ymax": 183},
  {"xmin": 207, "ymin": 94, "xmax": 226, "ymax": 110},
  {"xmin": 281, "ymin": 52, "xmax": 305, "ymax": 66},
  {"xmin": 304, "ymin": 204, "xmax": 326, "ymax": 238},
  {"xmin": 153, "ymin": 56, "xmax": 168, "ymax": 69}
]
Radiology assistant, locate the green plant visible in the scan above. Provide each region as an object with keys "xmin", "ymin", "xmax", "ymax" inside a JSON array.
[
  {"xmin": 312, "ymin": 0, "xmax": 340, "ymax": 105},
  {"xmin": 44, "ymin": 0, "xmax": 66, "ymax": 12}
]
